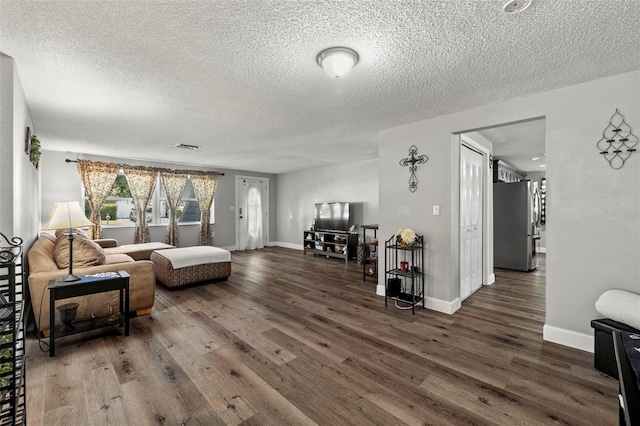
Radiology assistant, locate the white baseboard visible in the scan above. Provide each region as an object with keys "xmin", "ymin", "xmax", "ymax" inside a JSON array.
[
  {"xmin": 274, "ymin": 241, "xmax": 304, "ymax": 250},
  {"xmin": 543, "ymin": 324, "xmax": 593, "ymax": 353},
  {"xmin": 425, "ymin": 296, "xmax": 461, "ymax": 314},
  {"xmin": 221, "ymin": 245, "xmax": 236, "ymax": 251},
  {"xmin": 375, "ymin": 285, "xmax": 461, "ymax": 315},
  {"xmin": 487, "ymin": 273, "xmax": 496, "ymax": 285},
  {"xmin": 538, "ymin": 247, "xmax": 547, "ymax": 253}
]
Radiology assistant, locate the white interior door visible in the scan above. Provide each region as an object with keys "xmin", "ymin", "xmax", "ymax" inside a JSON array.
[
  {"xmin": 236, "ymin": 176, "xmax": 269, "ymax": 250},
  {"xmin": 460, "ymin": 145, "xmax": 484, "ymax": 299}
]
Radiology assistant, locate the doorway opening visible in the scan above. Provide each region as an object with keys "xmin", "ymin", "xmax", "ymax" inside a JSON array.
[{"xmin": 457, "ymin": 117, "xmax": 546, "ymax": 304}]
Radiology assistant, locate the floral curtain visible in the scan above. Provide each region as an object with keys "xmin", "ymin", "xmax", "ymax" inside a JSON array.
[
  {"xmin": 190, "ymin": 172, "xmax": 219, "ymax": 246},
  {"xmin": 160, "ymin": 170, "xmax": 189, "ymax": 246},
  {"xmin": 123, "ymin": 166, "xmax": 158, "ymax": 244},
  {"xmin": 76, "ymin": 160, "xmax": 120, "ymax": 239}
]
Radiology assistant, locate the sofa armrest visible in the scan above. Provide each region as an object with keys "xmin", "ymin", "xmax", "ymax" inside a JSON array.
[{"xmin": 94, "ymin": 238, "xmax": 118, "ymax": 248}]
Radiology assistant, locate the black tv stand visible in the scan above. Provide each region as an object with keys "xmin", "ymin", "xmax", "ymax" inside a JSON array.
[{"xmin": 303, "ymin": 230, "xmax": 358, "ymax": 264}]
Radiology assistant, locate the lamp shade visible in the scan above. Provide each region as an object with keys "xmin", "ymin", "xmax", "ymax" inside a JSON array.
[
  {"xmin": 317, "ymin": 47, "xmax": 359, "ymax": 79},
  {"xmin": 43, "ymin": 201, "xmax": 93, "ymax": 231}
]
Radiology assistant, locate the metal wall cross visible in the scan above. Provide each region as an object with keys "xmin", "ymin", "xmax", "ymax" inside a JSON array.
[{"xmin": 399, "ymin": 145, "xmax": 428, "ymax": 193}]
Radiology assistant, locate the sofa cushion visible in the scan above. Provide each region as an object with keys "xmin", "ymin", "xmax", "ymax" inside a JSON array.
[
  {"xmin": 53, "ymin": 230, "xmax": 106, "ymax": 269},
  {"xmin": 105, "ymin": 242, "xmax": 174, "ymax": 261},
  {"xmin": 105, "ymin": 253, "xmax": 135, "ymax": 264},
  {"xmin": 26, "ymin": 233, "xmax": 58, "ymax": 272}
]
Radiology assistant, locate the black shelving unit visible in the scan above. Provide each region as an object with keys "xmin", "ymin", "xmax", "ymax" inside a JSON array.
[
  {"xmin": 384, "ymin": 234, "xmax": 424, "ymax": 315},
  {"xmin": 0, "ymin": 233, "xmax": 26, "ymax": 425},
  {"xmin": 303, "ymin": 230, "xmax": 358, "ymax": 264},
  {"xmin": 361, "ymin": 224, "xmax": 378, "ymax": 281}
]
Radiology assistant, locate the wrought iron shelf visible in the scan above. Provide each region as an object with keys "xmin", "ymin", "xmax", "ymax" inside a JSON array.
[
  {"xmin": 0, "ymin": 233, "xmax": 26, "ymax": 425},
  {"xmin": 384, "ymin": 234, "xmax": 425, "ymax": 314}
]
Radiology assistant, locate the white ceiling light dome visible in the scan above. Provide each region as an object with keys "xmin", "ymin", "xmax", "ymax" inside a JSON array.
[
  {"xmin": 503, "ymin": 0, "xmax": 533, "ymax": 13},
  {"xmin": 317, "ymin": 47, "xmax": 359, "ymax": 79}
]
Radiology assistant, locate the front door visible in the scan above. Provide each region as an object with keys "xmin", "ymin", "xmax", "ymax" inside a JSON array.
[{"xmin": 235, "ymin": 176, "xmax": 269, "ymax": 250}]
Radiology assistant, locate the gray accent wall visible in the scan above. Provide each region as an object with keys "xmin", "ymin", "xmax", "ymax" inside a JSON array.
[
  {"xmin": 378, "ymin": 69, "xmax": 640, "ymax": 351},
  {"xmin": 276, "ymin": 159, "xmax": 379, "ymax": 247}
]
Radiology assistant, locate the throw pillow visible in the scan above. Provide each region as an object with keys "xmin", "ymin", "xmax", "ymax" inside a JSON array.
[
  {"xmin": 53, "ymin": 229, "xmax": 106, "ymax": 269},
  {"xmin": 595, "ymin": 289, "xmax": 640, "ymax": 330}
]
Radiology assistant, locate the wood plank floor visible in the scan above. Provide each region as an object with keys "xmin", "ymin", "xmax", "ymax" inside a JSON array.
[{"xmin": 25, "ymin": 249, "xmax": 618, "ymax": 425}]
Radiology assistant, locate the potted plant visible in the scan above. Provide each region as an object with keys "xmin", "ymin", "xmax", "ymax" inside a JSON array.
[{"xmin": 29, "ymin": 135, "xmax": 41, "ymax": 169}]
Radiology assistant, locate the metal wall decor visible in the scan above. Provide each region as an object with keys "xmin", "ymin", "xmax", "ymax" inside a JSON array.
[
  {"xmin": 596, "ymin": 109, "xmax": 638, "ymax": 170},
  {"xmin": 0, "ymin": 233, "xmax": 23, "ymax": 263},
  {"xmin": 399, "ymin": 145, "xmax": 428, "ymax": 192}
]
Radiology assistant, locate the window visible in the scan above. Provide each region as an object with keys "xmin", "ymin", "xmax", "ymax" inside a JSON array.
[
  {"xmin": 88, "ymin": 171, "xmax": 214, "ymax": 227},
  {"xmin": 177, "ymin": 179, "xmax": 203, "ymax": 223},
  {"xmin": 156, "ymin": 176, "xmax": 214, "ymax": 224},
  {"xmin": 85, "ymin": 171, "xmax": 137, "ymax": 227}
]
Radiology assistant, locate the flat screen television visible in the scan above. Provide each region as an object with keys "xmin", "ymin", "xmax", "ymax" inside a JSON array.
[{"xmin": 314, "ymin": 202, "xmax": 350, "ymax": 231}]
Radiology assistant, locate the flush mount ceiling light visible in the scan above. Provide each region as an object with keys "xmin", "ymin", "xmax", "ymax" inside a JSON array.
[
  {"xmin": 503, "ymin": 0, "xmax": 532, "ymax": 13},
  {"xmin": 175, "ymin": 143, "xmax": 199, "ymax": 150},
  {"xmin": 317, "ymin": 47, "xmax": 359, "ymax": 79}
]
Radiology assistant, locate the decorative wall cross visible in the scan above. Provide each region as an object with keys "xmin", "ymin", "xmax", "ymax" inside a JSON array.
[
  {"xmin": 596, "ymin": 109, "xmax": 638, "ymax": 170},
  {"xmin": 399, "ymin": 145, "xmax": 428, "ymax": 193}
]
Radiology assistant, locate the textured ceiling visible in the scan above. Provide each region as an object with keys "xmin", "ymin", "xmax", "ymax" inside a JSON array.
[{"xmin": 2, "ymin": 1, "xmax": 640, "ymax": 174}]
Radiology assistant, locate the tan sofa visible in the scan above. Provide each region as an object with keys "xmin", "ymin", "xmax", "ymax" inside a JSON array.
[{"xmin": 27, "ymin": 232, "xmax": 157, "ymax": 336}]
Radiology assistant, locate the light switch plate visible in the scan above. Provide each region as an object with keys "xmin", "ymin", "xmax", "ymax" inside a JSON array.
[{"xmin": 433, "ymin": 205, "xmax": 440, "ymax": 216}]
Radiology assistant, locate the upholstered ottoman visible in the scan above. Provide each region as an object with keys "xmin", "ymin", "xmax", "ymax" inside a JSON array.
[{"xmin": 150, "ymin": 246, "xmax": 231, "ymax": 288}]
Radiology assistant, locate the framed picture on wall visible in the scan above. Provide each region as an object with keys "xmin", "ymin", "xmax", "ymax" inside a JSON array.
[{"xmin": 24, "ymin": 126, "xmax": 31, "ymax": 154}]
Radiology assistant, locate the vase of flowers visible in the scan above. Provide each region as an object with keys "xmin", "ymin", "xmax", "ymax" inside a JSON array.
[{"xmin": 395, "ymin": 228, "xmax": 416, "ymax": 247}]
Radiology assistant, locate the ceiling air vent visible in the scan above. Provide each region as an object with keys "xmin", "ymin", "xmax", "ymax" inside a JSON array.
[{"xmin": 175, "ymin": 143, "xmax": 200, "ymax": 150}]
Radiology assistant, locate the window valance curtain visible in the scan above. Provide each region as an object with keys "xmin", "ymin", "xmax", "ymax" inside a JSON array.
[
  {"xmin": 75, "ymin": 159, "xmax": 221, "ymax": 244},
  {"xmin": 76, "ymin": 160, "xmax": 120, "ymax": 239},
  {"xmin": 160, "ymin": 170, "xmax": 189, "ymax": 246},
  {"xmin": 123, "ymin": 165, "xmax": 158, "ymax": 244},
  {"xmin": 190, "ymin": 172, "xmax": 219, "ymax": 246}
]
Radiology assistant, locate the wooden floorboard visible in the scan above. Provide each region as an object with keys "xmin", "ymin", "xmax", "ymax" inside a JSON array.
[{"xmin": 25, "ymin": 249, "xmax": 618, "ymax": 425}]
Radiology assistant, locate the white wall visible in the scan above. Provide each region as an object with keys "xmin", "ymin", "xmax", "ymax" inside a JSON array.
[
  {"xmin": 0, "ymin": 54, "xmax": 39, "ymax": 248},
  {"xmin": 39, "ymin": 150, "xmax": 277, "ymax": 249},
  {"xmin": 378, "ymin": 70, "xmax": 640, "ymax": 351},
  {"xmin": 276, "ymin": 159, "xmax": 379, "ymax": 248}
]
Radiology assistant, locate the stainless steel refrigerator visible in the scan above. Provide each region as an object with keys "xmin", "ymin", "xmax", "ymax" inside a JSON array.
[{"xmin": 494, "ymin": 180, "xmax": 540, "ymax": 271}]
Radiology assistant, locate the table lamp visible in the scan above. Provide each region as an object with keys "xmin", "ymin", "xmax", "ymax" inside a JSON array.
[{"xmin": 42, "ymin": 201, "xmax": 94, "ymax": 282}]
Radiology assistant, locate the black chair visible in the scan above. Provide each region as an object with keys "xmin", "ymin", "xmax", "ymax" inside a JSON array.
[{"xmin": 612, "ymin": 331, "xmax": 640, "ymax": 426}]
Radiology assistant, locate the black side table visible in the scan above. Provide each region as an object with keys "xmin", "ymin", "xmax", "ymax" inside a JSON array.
[{"xmin": 48, "ymin": 271, "xmax": 130, "ymax": 357}]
